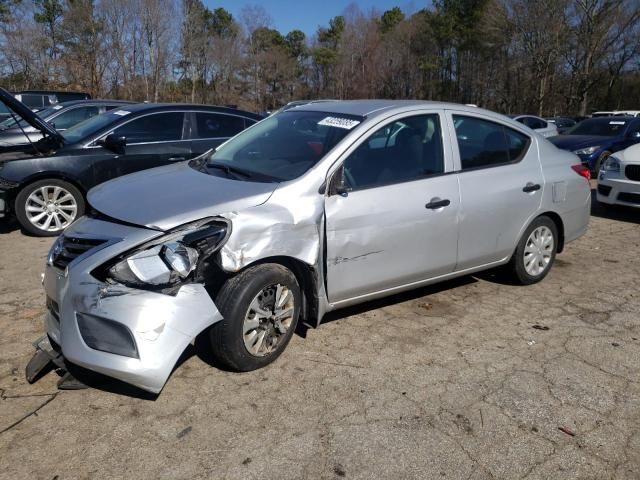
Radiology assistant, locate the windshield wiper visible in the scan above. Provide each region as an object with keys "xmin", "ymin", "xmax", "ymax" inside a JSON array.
[{"xmin": 206, "ymin": 162, "xmax": 253, "ymax": 179}]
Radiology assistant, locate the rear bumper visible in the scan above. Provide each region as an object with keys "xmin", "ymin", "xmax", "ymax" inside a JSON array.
[{"xmin": 40, "ymin": 216, "xmax": 224, "ymax": 393}]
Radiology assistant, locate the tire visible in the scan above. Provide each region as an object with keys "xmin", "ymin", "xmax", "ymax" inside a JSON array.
[
  {"xmin": 506, "ymin": 216, "xmax": 558, "ymax": 285},
  {"xmin": 15, "ymin": 179, "xmax": 85, "ymax": 237},
  {"xmin": 209, "ymin": 263, "xmax": 301, "ymax": 371},
  {"xmin": 594, "ymin": 151, "xmax": 611, "ymax": 174}
]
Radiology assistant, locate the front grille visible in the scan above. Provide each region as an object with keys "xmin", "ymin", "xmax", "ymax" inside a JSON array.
[
  {"xmin": 617, "ymin": 192, "xmax": 640, "ymax": 205},
  {"xmin": 597, "ymin": 184, "xmax": 612, "ymax": 196},
  {"xmin": 625, "ymin": 165, "xmax": 640, "ymax": 181},
  {"xmin": 52, "ymin": 236, "xmax": 107, "ymax": 270}
]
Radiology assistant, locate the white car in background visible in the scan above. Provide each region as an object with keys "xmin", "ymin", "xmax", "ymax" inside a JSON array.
[
  {"xmin": 597, "ymin": 143, "xmax": 640, "ymax": 208},
  {"xmin": 509, "ymin": 115, "xmax": 558, "ymax": 138}
]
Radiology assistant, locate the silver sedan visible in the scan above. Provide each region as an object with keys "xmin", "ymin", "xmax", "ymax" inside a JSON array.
[{"xmin": 28, "ymin": 100, "xmax": 591, "ymax": 394}]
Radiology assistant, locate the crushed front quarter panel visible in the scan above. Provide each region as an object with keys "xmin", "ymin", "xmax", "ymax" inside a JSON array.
[{"xmin": 43, "ymin": 216, "xmax": 224, "ymax": 393}]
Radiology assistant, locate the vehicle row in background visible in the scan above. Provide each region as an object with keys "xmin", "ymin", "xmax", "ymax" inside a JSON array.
[
  {"xmin": 508, "ymin": 115, "xmax": 558, "ymax": 137},
  {"xmin": 550, "ymin": 116, "xmax": 640, "ymax": 172},
  {"xmin": 0, "ymin": 99, "xmax": 134, "ymax": 149},
  {"xmin": 0, "ymin": 88, "xmax": 262, "ymax": 236}
]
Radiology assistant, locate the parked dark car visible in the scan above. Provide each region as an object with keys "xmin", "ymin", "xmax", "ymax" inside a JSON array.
[
  {"xmin": 545, "ymin": 116, "xmax": 577, "ymax": 134},
  {"xmin": 549, "ymin": 116, "xmax": 640, "ymax": 172},
  {"xmin": 0, "ymin": 88, "xmax": 262, "ymax": 236},
  {"xmin": 15, "ymin": 90, "xmax": 91, "ymax": 108},
  {"xmin": 0, "ymin": 99, "xmax": 135, "ymax": 150}
]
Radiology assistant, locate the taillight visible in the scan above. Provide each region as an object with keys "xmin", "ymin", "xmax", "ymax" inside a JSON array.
[{"xmin": 571, "ymin": 164, "xmax": 591, "ymax": 181}]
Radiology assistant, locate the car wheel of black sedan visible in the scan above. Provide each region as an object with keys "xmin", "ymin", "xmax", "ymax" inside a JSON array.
[
  {"xmin": 209, "ymin": 263, "xmax": 301, "ymax": 371},
  {"xmin": 15, "ymin": 179, "xmax": 85, "ymax": 236}
]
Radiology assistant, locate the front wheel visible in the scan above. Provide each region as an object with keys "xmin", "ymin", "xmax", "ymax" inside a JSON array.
[
  {"xmin": 208, "ymin": 264, "xmax": 301, "ymax": 371},
  {"xmin": 594, "ymin": 151, "xmax": 611, "ymax": 174},
  {"xmin": 15, "ymin": 179, "xmax": 85, "ymax": 236},
  {"xmin": 507, "ymin": 216, "xmax": 558, "ymax": 285}
]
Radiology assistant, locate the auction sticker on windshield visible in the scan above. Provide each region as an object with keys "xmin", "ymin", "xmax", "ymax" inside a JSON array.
[
  {"xmin": 610, "ymin": 121, "xmax": 626, "ymax": 125},
  {"xmin": 113, "ymin": 110, "xmax": 131, "ymax": 116},
  {"xmin": 318, "ymin": 117, "xmax": 361, "ymax": 130}
]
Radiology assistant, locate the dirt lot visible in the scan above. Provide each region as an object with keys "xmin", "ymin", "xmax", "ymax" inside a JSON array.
[{"xmin": 0, "ymin": 196, "xmax": 639, "ymax": 480}]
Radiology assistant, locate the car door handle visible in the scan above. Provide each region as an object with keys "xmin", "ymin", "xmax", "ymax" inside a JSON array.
[
  {"xmin": 523, "ymin": 183, "xmax": 541, "ymax": 193},
  {"xmin": 425, "ymin": 198, "xmax": 451, "ymax": 210},
  {"xmin": 168, "ymin": 156, "xmax": 186, "ymax": 162}
]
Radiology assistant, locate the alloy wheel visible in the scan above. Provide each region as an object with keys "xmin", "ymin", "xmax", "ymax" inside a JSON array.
[
  {"xmin": 25, "ymin": 185, "xmax": 78, "ymax": 233},
  {"xmin": 243, "ymin": 283, "xmax": 295, "ymax": 357}
]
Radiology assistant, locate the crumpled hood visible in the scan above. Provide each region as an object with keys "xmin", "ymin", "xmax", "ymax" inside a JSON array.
[
  {"xmin": 549, "ymin": 134, "xmax": 614, "ymax": 151},
  {"xmin": 88, "ymin": 161, "xmax": 278, "ymax": 231}
]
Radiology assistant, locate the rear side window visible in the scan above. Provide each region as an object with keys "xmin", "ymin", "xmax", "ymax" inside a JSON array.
[
  {"xmin": 113, "ymin": 112, "xmax": 185, "ymax": 143},
  {"xmin": 194, "ymin": 113, "xmax": 245, "ymax": 139},
  {"xmin": 51, "ymin": 106, "xmax": 100, "ymax": 129},
  {"xmin": 453, "ymin": 115, "xmax": 530, "ymax": 170},
  {"xmin": 524, "ymin": 117, "xmax": 547, "ymax": 129}
]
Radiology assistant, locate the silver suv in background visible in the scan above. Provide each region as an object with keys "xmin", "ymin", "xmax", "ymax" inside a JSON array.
[{"xmin": 27, "ymin": 100, "xmax": 591, "ymax": 394}]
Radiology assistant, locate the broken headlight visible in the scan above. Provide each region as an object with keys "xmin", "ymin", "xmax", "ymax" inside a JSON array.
[{"xmin": 97, "ymin": 218, "xmax": 230, "ymax": 289}]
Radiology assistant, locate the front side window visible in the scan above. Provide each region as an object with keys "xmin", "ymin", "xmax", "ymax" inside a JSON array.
[
  {"xmin": 453, "ymin": 115, "xmax": 529, "ymax": 170},
  {"xmin": 51, "ymin": 106, "xmax": 100, "ymax": 130},
  {"xmin": 342, "ymin": 114, "xmax": 444, "ymax": 190},
  {"xmin": 112, "ymin": 112, "xmax": 185, "ymax": 143},
  {"xmin": 195, "ymin": 113, "xmax": 245, "ymax": 139},
  {"xmin": 199, "ymin": 110, "xmax": 360, "ymax": 182}
]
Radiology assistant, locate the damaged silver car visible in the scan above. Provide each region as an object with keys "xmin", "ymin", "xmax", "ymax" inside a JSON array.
[{"xmin": 27, "ymin": 100, "xmax": 591, "ymax": 394}]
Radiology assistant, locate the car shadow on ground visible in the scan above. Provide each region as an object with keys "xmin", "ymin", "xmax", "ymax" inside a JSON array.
[
  {"xmin": 590, "ymin": 187, "xmax": 640, "ymax": 225},
  {"xmin": 0, "ymin": 218, "xmax": 20, "ymax": 234}
]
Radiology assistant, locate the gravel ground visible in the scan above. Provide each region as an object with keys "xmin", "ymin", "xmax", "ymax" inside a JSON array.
[{"xmin": 0, "ymin": 195, "xmax": 639, "ymax": 480}]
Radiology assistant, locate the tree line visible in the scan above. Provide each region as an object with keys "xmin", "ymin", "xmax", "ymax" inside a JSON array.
[{"xmin": 1, "ymin": 0, "xmax": 639, "ymax": 116}]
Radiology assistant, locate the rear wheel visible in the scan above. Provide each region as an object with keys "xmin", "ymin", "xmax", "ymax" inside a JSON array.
[
  {"xmin": 15, "ymin": 179, "xmax": 84, "ymax": 236},
  {"xmin": 209, "ymin": 264, "xmax": 301, "ymax": 371},
  {"xmin": 507, "ymin": 216, "xmax": 558, "ymax": 285}
]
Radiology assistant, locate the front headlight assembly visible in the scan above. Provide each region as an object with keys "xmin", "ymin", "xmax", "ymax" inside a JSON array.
[
  {"xmin": 95, "ymin": 218, "xmax": 230, "ymax": 290},
  {"xmin": 573, "ymin": 146, "xmax": 600, "ymax": 156},
  {"xmin": 601, "ymin": 156, "xmax": 620, "ymax": 172}
]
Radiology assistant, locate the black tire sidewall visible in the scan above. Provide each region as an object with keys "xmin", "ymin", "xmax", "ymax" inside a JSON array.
[
  {"xmin": 511, "ymin": 216, "xmax": 558, "ymax": 285},
  {"xmin": 211, "ymin": 264, "xmax": 301, "ymax": 371},
  {"xmin": 594, "ymin": 151, "xmax": 611, "ymax": 174},
  {"xmin": 15, "ymin": 179, "xmax": 85, "ymax": 237}
]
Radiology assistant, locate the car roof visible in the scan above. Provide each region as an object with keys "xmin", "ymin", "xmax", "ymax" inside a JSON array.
[
  {"xmin": 52, "ymin": 99, "xmax": 136, "ymax": 108},
  {"xmin": 286, "ymin": 99, "xmax": 490, "ymax": 119},
  {"xmin": 114, "ymin": 102, "xmax": 263, "ymax": 120}
]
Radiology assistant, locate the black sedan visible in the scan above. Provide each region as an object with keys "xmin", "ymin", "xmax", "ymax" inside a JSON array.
[
  {"xmin": 0, "ymin": 99, "xmax": 135, "ymax": 150},
  {"xmin": 0, "ymin": 88, "xmax": 262, "ymax": 236}
]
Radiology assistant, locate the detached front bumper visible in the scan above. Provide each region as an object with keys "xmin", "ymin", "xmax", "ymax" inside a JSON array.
[{"xmin": 33, "ymin": 216, "xmax": 224, "ymax": 394}]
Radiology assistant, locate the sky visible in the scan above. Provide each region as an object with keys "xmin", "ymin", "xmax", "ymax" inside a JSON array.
[{"xmin": 203, "ymin": 0, "xmax": 420, "ymax": 36}]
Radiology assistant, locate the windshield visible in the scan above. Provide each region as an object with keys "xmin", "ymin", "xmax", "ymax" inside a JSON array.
[
  {"xmin": 61, "ymin": 109, "xmax": 129, "ymax": 143},
  {"xmin": 565, "ymin": 118, "xmax": 628, "ymax": 136},
  {"xmin": 197, "ymin": 110, "xmax": 362, "ymax": 182}
]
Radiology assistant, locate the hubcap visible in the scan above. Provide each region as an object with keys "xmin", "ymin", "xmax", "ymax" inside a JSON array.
[
  {"xmin": 243, "ymin": 284, "xmax": 295, "ymax": 357},
  {"xmin": 25, "ymin": 186, "xmax": 77, "ymax": 232},
  {"xmin": 523, "ymin": 226, "xmax": 554, "ymax": 277}
]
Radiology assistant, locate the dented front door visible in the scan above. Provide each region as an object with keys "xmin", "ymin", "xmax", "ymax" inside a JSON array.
[{"xmin": 324, "ymin": 176, "xmax": 460, "ymax": 304}]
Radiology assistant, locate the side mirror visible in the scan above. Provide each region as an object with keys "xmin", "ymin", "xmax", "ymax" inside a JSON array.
[
  {"xmin": 97, "ymin": 134, "xmax": 126, "ymax": 154},
  {"xmin": 329, "ymin": 167, "xmax": 352, "ymax": 197}
]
